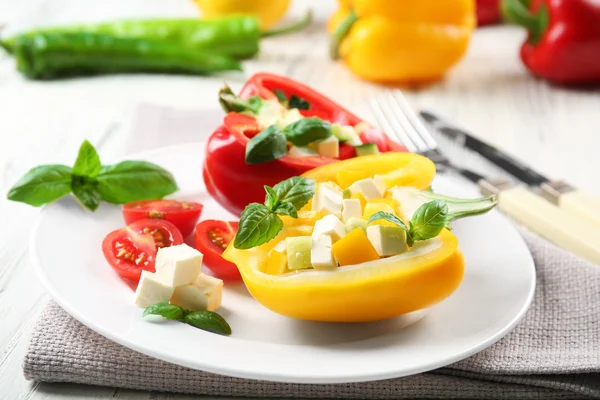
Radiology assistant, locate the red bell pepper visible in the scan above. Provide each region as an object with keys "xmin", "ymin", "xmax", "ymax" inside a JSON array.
[
  {"xmin": 502, "ymin": 0, "xmax": 600, "ymax": 84},
  {"xmin": 203, "ymin": 73, "xmax": 406, "ymax": 216},
  {"xmin": 477, "ymin": 0, "xmax": 502, "ymax": 26}
]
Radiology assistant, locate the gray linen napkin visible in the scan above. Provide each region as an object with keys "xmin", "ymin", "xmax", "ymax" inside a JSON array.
[{"xmin": 23, "ymin": 230, "xmax": 600, "ymax": 399}]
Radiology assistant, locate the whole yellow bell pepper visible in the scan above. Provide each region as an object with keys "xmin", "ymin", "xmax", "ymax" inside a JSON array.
[
  {"xmin": 193, "ymin": 0, "xmax": 290, "ymax": 29},
  {"xmin": 223, "ymin": 153, "xmax": 466, "ymax": 322},
  {"xmin": 329, "ymin": 0, "xmax": 476, "ymax": 83}
]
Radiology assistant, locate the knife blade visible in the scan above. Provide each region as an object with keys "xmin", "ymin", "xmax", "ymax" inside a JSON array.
[
  {"xmin": 420, "ymin": 109, "xmax": 600, "ymax": 229},
  {"xmin": 420, "ymin": 110, "xmax": 548, "ymax": 186}
]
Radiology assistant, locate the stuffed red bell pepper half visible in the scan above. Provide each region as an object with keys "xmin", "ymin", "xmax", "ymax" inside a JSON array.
[
  {"xmin": 502, "ymin": 0, "xmax": 600, "ymax": 84},
  {"xmin": 203, "ymin": 73, "xmax": 406, "ymax": 216}
]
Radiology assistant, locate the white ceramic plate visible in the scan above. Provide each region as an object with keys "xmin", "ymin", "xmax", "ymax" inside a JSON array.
[{"xmin": 30, "ymin": 142, "xmax": 536, "ymax": 384}]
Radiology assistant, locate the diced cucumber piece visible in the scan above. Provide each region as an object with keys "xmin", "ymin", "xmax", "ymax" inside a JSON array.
[
  {"xmin": 285, "ymin": 236, "xmax": 313, "ymax": 270},
  {"xmin": 355, "ymin": 143, "xmax": 379, "ymax": 157},
  {"xmin": 366, "ymin": 225, "xmax": 408, "ymax": 257},
  {"xmin": 345, "ymin": 217, "xmax": 368, "ymax": 233},
  {"xmin": 332, "ymin": 123, "xmax": 362, "ymax": 146}
]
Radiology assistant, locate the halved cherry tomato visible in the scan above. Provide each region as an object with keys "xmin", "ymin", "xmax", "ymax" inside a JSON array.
[
  {"xmin": 194, "ymin": 220, "xmax": 241, "ymax": 280},
  {"xmin": 122, "ymin": 199, "xmax": 203, "ymax": 238},
  {"xmin": 102, "ymin": 219, "xmax": 184, "ymax": 281}
]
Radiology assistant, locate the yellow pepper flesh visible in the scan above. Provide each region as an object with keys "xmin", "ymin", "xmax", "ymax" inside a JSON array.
[
  {"xmin": 330, "ymin": 0, "xmax": 475, "ymax": 84},
  {"xmin": 223, "ymin": 153, "xmax": 465, "ymax": 322},
  {"xmin": 332, "ymin": 228, "xmax": 380, "ymax": 266}
]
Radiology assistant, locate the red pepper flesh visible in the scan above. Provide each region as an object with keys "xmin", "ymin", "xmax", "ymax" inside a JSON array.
[
  {"xmin": 477, "ymin": 0, "xmax": 502, "ymax": 26},
  {"xmin": 202, "ymin": 73, "xmax": 406, "ymax": 216},
  {"xmin": 503, "ymin": 0, "xmax": 600, "ymax": 84}
]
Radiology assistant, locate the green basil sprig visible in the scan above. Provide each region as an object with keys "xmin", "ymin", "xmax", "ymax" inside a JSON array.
[
  {"xmin": 7, "ymin": 140, "xmax": 178, "ymax": 211},
  {"xmin": 234, "ymin": 176, "xmax": 316, "ymax": 249},
  {"xmin": 245, "ymin": 118, "xmax": 334, "ymax": 165},
  {"xmin": 245, "ymin": 125, "xmax": 288, "ymax": 165},
  {"xmin": 273, "ymin": 89, "xmax": 311, "ymax": 110},
  {"xmin": 143, "ymin": 302, "xmax": 231, "ymax": 336},
  {"xmin": 282, "ymin": 118, "xmax": 332, "ymax": 146},
  {"xmin": 368, "ymin": 201, "xmax": 447, "ymax": 246}
]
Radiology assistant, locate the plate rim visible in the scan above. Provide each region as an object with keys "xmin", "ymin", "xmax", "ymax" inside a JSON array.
[{"xmin": 29, "ymin": 141, "xmax": 537, "ymax": 384}]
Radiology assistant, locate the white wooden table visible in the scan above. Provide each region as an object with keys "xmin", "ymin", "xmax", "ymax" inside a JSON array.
[{"xmin": 1, "ymin": 0, "xmax": 599, "ymax": 398}]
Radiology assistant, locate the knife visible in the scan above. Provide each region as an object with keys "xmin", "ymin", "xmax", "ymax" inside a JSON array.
[{"xmin": 420, "ymin": 110, "xmax": 600, "ymax": 229}]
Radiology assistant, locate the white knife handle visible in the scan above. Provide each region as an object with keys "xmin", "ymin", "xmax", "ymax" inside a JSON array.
[
  {"xmin": 559, "ymin": 190, "xmax": 600, "ymax": 228},
  {"xmin": 498, "ymin": 186, "xmax": 600, "ymax": 265}
]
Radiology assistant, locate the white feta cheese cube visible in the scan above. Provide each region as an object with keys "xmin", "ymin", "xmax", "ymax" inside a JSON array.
[
  {"xmin": 134, "ymin": 271, "xmax": 174, "ymax": 308},
  {"xmin": 256, "ymin": 100, "xmax": 285, "ymax": 128},
  {"xmin": 311, "ymin": 235, "xmax": 336, "ymax": 270},
  {"xmin": 311, "ymin": 183, "xmax": 343, "ymax": 217},
  {"xmin": 373, "ymin": 175, "xmax": 387, "ymax": 193},
  {"xmin": 170, "ymin": 274, "xmax": 224, "ymax": 312},
  {"xmin": 276, "ymin": 108, "xmax": 304, "ymax": 129},
  {"xmin": 155, "ymin": 244, "xmax": 203, "ymax": 286},
  {"xmin": 348, "ymin": 177, "xmax": 386, "ymax": 200},
  {"xmin": 312, "ymin": 214, "xmax": 346, "ymax": 243},
  {"xmin": 289, "ymin": 146, "xmax": 318, "ymax": 158},
  {"xmin": 316, "ymin": 135, "xmax": 339, "ymax": 158},
  {"xmin": 341, "ymin": 198, "xmax": 362, "ymax": 223},
  {"xmin": 366, "ymin": 225, "xmax": 408, "ymax": 257}
]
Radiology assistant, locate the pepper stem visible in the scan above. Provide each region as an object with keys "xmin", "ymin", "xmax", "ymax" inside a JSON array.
[
  {"xmin": 445, "ymin": 196, "xmax": 498, "ymax": 221},
  {"xmin": 421, "ymin": 189, "xmax": 498, "ymax": 221},
  {"xmin": 501, "ymin": 0, "xmax": 549, "ymax": 45},
  {"xmin": 260, "ymin": 10, "xmax": 313, "ymax": 38},
  {"xmin": 329, "ymin": 10, "xmax": 357, "ymax": 60}
]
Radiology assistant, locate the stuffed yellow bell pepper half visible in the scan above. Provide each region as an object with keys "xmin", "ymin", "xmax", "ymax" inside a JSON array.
[
  {"xmin": 223, "ymin": 153, "xmax": 496, "ymax": 322},
  {"xmin": 329, "ymin": 0, "xmax": 476, "ymax": 83}
]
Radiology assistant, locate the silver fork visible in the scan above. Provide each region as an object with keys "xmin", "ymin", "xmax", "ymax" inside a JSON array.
[{"xmin": 368, "ymin": 90, "xmax": 485, "ymax": 184}]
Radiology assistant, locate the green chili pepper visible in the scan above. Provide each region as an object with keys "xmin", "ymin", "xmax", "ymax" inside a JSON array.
[
  {"xmin": 8, "ymin": 32, "xmax": 242, "ymax": 80},
  {"xmin": 1, "ymin": 11, "xmax": 312, "ymax": 60}
]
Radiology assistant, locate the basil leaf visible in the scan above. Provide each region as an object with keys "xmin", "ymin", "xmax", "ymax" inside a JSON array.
[
  {"xmin": 183, "ymin": 310, "xmax": 232, "ymax": 335},
  {"xmin": 264, "ymin": 185, "xmax": 279, "ymax": 211},
  {"xmin": 7, "ymin": 165, "xmax": 72, "ymax": 207},
  {"xmin": 234, "ymin": 203, "xmax": 283, "ymax": 249},
  {"xmin": 96, "ymin": 161, "xmax": 178, "ymax": 204},
  {"xmin": 282, "ymin": 118, "xmax": 332, "ymax": 146},
  {"xmin": 273, "ymin": 202, "xmax": 297, "ymax": 218},
  {"xmin": 409, "ymin": 200, "xmax": 448, "ymax": 246},
  {"xmin": 273, "ymin": 89, "xmax": 288, "ymax": 104},
  {"xmin": 143, "ymin": 302, "xmax": 184, "ymax": 321},
  {"xmin": 272, "ymin": 176, "xmax": 316, "ymax": 210},
  {"xmin": 245, "ymin": 125, "xmax": 288, "ymax": 165},
  {"xmin": 72, "ymin": 181, "xmax": 101, "ymax": 211},
  {"xmin": 367, "ymin": 211, "xmax": 409, "ymax": 232},
  {"xmin": 72, "ymin": 140, "xmax": 101, "ymax": 177},
  {"xmin": 289, "ymin": 94, "xmax": 310, "ymax": 110}
]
